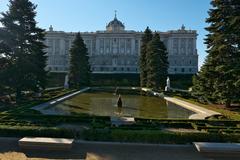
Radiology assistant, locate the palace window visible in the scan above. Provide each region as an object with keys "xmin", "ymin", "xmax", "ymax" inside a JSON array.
[{"xmin": 182, "ymin": 68, "xmax": 185, "ymax": 72}]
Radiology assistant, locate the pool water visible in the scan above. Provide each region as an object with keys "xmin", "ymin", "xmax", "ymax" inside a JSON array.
[{"xmin": 47, "ymin": 91, "xmax": 195, "ymax": 119}]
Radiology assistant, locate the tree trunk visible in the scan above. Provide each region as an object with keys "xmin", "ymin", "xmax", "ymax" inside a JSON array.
[
  {"xmin": 225, "ymin": 99, "xmax": 231, "ymax": 108},
  {"xmin": 16, "ymin": 88, "xmax": 22, "ymax": 104}
]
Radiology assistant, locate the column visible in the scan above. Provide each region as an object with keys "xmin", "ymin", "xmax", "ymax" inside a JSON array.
[
  {"xmin": 118, "ymin": 38, "xmax": 120, "ymax": 54},
  {"xmin": 131, "ymin": 38, "xmax": 134, "ymax": 55},
  {"xmin": 138, "ymin": 39, "xmax": 141, "ymax": 56},
  {"xmin": 125, "ymin": 38, "xmax": 127, "ymax": 55},
  {"xmin": 168, "ymin": 38, "xmax": 172, "ymax": 55},
  {"xmin": 178, "ymin": 38, "xmax": 181, "ymax": 56},
  {"xmin": 96, "ymin": 39, "xmax": 99, "ymax": 55},
  {"xmin": 193, "ymin": 37, "xmax": 197, "ymax": 55},
  {"xmin": 103, "ymin": 38, "xmax": 105, "ymax": 55},
  {"xmin": 109, "ymin": 38, "xmax": 112, "ymax": 54}
]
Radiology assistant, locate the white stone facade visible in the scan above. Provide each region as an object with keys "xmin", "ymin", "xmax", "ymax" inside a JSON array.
[{"xmin": 44, "ymin": 16, "xmax": 198, "ymax": 74}]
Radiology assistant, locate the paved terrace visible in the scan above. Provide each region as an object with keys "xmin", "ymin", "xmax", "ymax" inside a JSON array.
[{"xmin": 0, "ymin": 137, "xmax": 239, "ymax": 160}]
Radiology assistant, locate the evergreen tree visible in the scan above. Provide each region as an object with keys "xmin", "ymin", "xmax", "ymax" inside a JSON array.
[
  {"xmin": 0, "ymin": 0, "xmax": 47, "ymax": 102},
  {"xmin": 192, "ymin": 55, "xmax": 216, "ymax": 103},
  {"xmin": 69, "ymin": 33, "xmax": 91, "ymax": 88},
  {"xmin": 140, "ymin": 27, "xmax": 153, "ymax": 88},
  {"xmin": 0, "ymin": 40, "xmax": 13, "ymax": 95},
  {"xmin": 192, "ymin": 0, "xmax": 240, "ymax": 107},
  {"xmin": 146, "ymin": 33, "xmax": 168, "ymax": 90}
]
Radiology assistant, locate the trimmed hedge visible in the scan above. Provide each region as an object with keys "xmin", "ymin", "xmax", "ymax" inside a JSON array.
[
  {"xmin": 169, "ymin": 74, "xmax": 194, "ymax": 90},
  {"xmin": 46, "ymin": 72, "xmax": 194, "ymax": 88},
  {"xmin": 0, "ymin": 88, "xmax": 76, "ymax": 115},
  {"xmin": 0, "ymin": 125, "xmax": 75, "ymax": 138},
  {"xmin": 0, "ymin": 113, "xmax": 239, "ymax": 131},
  {"xmin": 134, "ymin": 118, "xmax": 240, "ymax": 126},
  {"xmin": 46, "ymin": 72, "xmax": 66, "ymax": 87},
  {"xmin": 0, "ymin": 113, "xmax": 239, "ymax": 144},
  {"xmin": 0, "ymin": 113, "xmax": 111, "ymax": 126},
  {"xmin": 91, "ymin": 73, "xmax": 140, "ymax": 86},
  {"xmin": 83, "ymin": 129, "xmax": 240, "ymax": 144},
  {"xmin": 0, "ymin": 124, "xmax": 239, "ymax": 144},
  {"xmin": 90, "ymin": 87, "xmax": 141, "ymax": 95}
]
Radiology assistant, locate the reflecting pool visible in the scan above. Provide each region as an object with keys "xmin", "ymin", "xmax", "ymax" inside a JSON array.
[{"xmin": 46, "ymin": 91, "xmax": 195, "ymax": 119}]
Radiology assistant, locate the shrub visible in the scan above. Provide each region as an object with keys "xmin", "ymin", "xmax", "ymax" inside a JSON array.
[
  {"xmin": 0, "ymin": 125, "xmax": 75, "ymax": 138},
  {"xmin": 82, "ymin": 129, "xmax": 240, "ymax": 144}
]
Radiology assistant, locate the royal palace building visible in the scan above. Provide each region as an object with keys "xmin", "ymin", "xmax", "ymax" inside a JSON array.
[{"xmin": 44, "ymin": 14, "xmax": 198, "ymax": 74}]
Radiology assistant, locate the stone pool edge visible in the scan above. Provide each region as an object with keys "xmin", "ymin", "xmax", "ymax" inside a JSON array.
[
  {"xmin": 164, "ymin": 97, "xmax": 221, "ymax": 119},
  {"xmin": 32, "ymin": 87, "xmax": 90, "ymax": 114},
  {"xmin": 141, "ymin": 88, "xmax": 221, "ymax": 119}
]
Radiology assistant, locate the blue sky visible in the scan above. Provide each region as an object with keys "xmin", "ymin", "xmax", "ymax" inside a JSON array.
[{"xmin": 0, "ymin": 0, "xmax": 211, "ymax": 68}]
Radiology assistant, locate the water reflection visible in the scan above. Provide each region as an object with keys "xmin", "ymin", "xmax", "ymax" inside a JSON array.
[{"xmin": 49, "ymin": 92, "xmax": 195, "ymax": 119}]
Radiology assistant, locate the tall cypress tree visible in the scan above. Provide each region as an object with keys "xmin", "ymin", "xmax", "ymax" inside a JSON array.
[
  {"xmin": 0, "ymin": 0, "xmax": 47, "ymax": 102},
  {"xmin": 140, "ymin": 27, "xmax": 153, "ymax": 88},
  {"xmin": 146, "ymin": 33, "xmax": 168, "ymax": 90},
  {"xmin": 192, "ymin": 0, "xmax": 240, "ymax": 107},
  {"xmin": 69, "ymin": 33, "xmax": 91, "ymax": 88}
]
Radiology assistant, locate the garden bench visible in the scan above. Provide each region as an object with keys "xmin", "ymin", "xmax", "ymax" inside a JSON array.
[
  {"xmin": 19, "ymin": 137, "xmax": 74, "ymax": 150},
  {"xmin": 193, "ymin": 142, "xmax": 240, "ymax": 154}
]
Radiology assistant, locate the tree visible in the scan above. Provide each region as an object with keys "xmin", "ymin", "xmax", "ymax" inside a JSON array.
[
  {"xmin": 69, "ymin": 32, "xmax": 91, "ymax": 88},
  {"xmin": 0, "ymin": 0, "xmax": 47, "ymax": 102},
  {"xmin": 192, "ymin": 0, "xmax": 240, "ymax": 107},
  {"xmin": 146, "ymin": 33, "xmax": 168, "ymax": 90},
  {"xmin": 140, "ymin": 27, "xmax": 153, "ymax": 88},
  {"xmin": 192, "ymin": 55, "xmax": 216, "ymax": 103},
  {"xmin": 0, "ymin": 40, "xmax": 13, "ymax": 96}
]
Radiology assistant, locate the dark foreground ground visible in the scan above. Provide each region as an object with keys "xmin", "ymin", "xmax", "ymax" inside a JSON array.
[{"xmin": 0, "ymin": 137, "xmax": 239, "ymax": 160}]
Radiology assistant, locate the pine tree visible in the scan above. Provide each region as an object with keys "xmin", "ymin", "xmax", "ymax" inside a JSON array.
[
  {"xmin": 192, "ymin": 55, "xmax": 216, "ymax": 103},
  {"xmin": 140, "ymin": 27, "xmax": 153, "ymax": 88},
  {"xmin": 0, "ymin": 0, "xmax": 47, "ymax": 102},
  {"xmin": 146, "ymin": 33, "xmax": 168, "ymax": 90},
  {"xmin": 0, "ymin": 40, "xmax": 13, "ymax": 95},
  {"xmin": 69, "ymin": 33, "xmax": 91, "ymax": 88},
  {"xmin": 192, "ymin": 0, "xmax": 240, "ymax": 107}
]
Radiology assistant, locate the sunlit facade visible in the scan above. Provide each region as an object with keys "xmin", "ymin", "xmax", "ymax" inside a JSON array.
[{"xmin": 44, "ymin": 15, "xmax": 198, "ymax": 74}]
